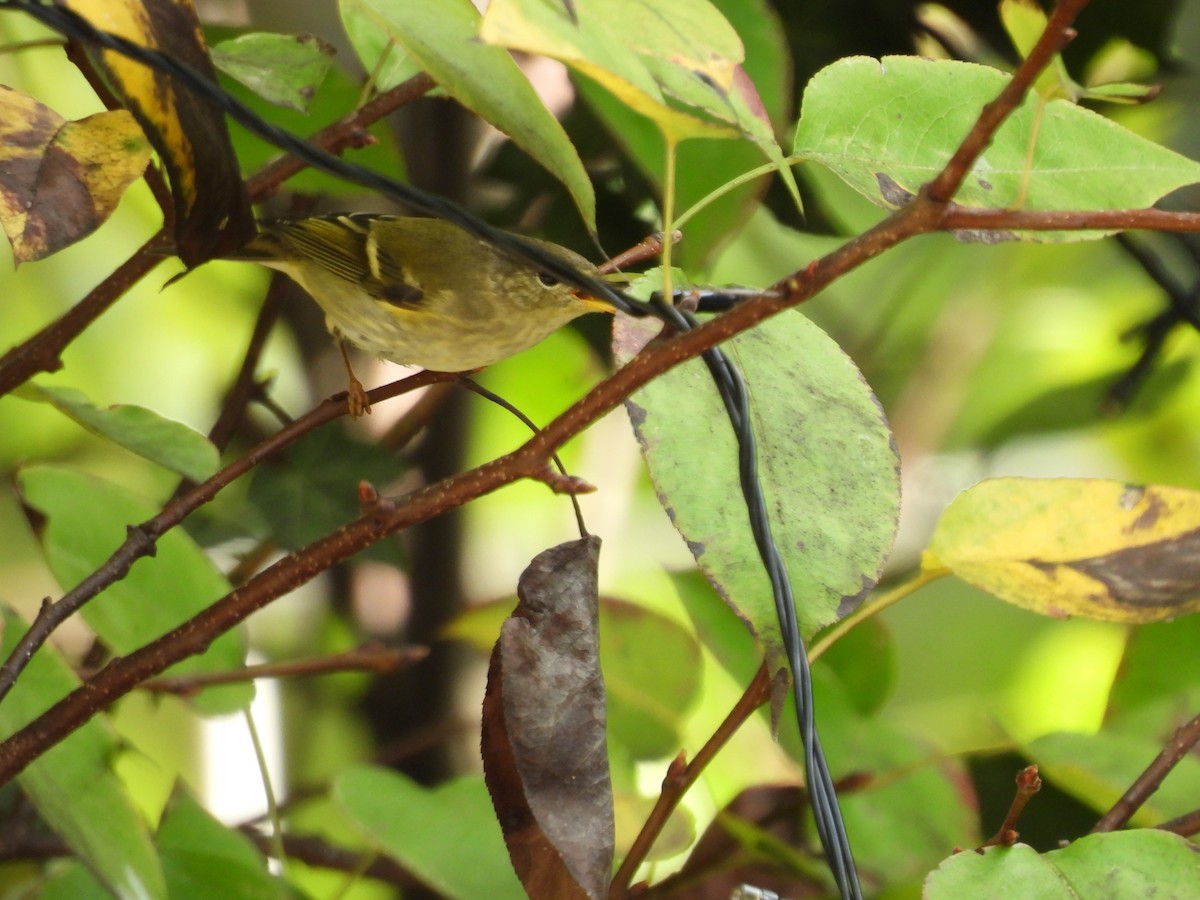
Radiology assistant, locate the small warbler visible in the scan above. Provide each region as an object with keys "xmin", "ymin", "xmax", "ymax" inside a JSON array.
[{"xmin": 235, "ymin": 213, "xmax": 615, "ymax": 411}]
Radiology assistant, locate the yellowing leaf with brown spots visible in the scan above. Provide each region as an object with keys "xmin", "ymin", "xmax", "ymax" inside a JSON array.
[
  {"xmin": 0, "ymin": 87, "xmax": 150, "ymax": 263},
  {"xmin": 927, "ymin": 477, "xmax": 1200, "ymax": 623},
  {"xmin": 63, "ymin": 0, "xmax": 254, "ymax": 264}
]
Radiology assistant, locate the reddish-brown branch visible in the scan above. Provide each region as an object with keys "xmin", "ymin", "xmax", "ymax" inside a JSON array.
[
  {"xmin": 1157, "ymin": 808, "xmax": 1200, "ymax": 838},
  {"xmin": 942, "ymin": 207, "xmax": 1200, "ymax": 232},
  {"xmin": 925, "ymin": 0, "xmax": 1085, "ymax": 204},
  {"xmin": 242, "ymin": 72, "xmax": 435, "ymax": 200},
  {"xmin": 609, "ymin": 664, "xmax": 774, "ymax": 898},
  {"xmin": 135, "ymin": 644, "xmax": 427, "ymax": 694},
  {"xmin": 1092, "ymin": 710, "xmax": 1200, "ymax": 833}
]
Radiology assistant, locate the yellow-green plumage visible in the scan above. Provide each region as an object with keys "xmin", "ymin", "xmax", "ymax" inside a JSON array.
[{"xmin": 238, "ymin": 214, "xmax": 610, "ymax": 371}]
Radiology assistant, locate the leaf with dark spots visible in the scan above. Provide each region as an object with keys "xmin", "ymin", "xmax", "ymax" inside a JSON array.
[
  {"xmin": 0, "ymin": 87, "xmax": 150, "ymax": 263},
  {"xmin": 63, "ymin": 0, "xmax": 254, "ymax": 264},
  {"xmin": 482, "ymin": 537, "xmax": 614, "ymax": 900},
  {"xmin": 618, "ymin": 306, "xmax": 900, "ymax": 699},
  {"xmin": 927, "ymin": 477, "xmax": 1200, "ymax": 623}
]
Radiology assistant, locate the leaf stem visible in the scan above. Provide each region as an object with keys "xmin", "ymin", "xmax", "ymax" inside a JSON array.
[{"xmin": 807, "ymin": 566, "xmax": 948, "ymax": 664}]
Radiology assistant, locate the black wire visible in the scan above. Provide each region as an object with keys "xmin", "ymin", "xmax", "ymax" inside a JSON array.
[{"xmin": 3, "ymin": 2, "xmax": 863, "ymax": 893}]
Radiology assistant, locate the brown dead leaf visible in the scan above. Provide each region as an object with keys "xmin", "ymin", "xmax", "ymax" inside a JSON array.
[{"xmin": 482, "ymin": 536, "xmax": 614, "ymax": 900}]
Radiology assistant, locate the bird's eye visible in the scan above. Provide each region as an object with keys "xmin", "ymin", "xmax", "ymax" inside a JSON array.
[{"xmin": 536, "ymin": 271, "xmax": 560, "ymax": 287}]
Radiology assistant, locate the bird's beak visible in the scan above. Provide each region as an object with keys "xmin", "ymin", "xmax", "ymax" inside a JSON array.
[{"xmin": 573, "ymin": 291, "xmax": 618, "ymax": 314}]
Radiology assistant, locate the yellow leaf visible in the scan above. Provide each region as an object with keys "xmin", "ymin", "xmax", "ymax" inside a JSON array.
[
  {"xmin": 63, "ymin": 0, "xmax": 254, "ymax": 264},
  {"xmin": 927, "ymin": 477, "xmax": 1200, "ymax": 623},
  {"xmin": 0, "ymin": 86, "xmax": 150, "ymax": 263}
]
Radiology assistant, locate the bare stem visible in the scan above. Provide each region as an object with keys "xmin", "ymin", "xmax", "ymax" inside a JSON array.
[
  {"xmin": 1093, "ymin": 710, "xmax": 1200, "ymax": 833},
  {"xmin": 609, "ymin": 664, "xmax": 773, "ymax": 897}
]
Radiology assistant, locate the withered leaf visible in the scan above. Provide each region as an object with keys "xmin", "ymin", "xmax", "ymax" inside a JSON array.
[
  {"xmin": 482, "ymin": 536, "xmax": 614, "ymax": 900},
  {"xmin": 0, "ymin": 86, "xmax": 150, "ymax": 263},
  {"xmin": 63, "ymin": 0, "xmax": 255, "ymax": 264}
]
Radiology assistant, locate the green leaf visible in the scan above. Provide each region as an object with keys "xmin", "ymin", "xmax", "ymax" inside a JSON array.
[
  {"xmin": 158, "ymin": 790, "xmax": 286, "ymax": 899},
  {"xmin": 618, "ymin": 310, "xmax": 900, "ymax": 676},
  {"xmin": 211, "ymin": 32, "xmax": 335, "ymax": 113},
  {"xmin": 482, "ymin": 0, "xmax": 740, "ymax": 143},
  {"xmin": 925, "ymin": 831, "xmax": 1200, "ymax": 899},
  {"xmin": 0, "ymin": 608, "xmax": 167, "ymax": 900},
  {"xmin": 574, "ymin": 0, "xmax": 797, "ymax": 266},
  {"xmin": 213, "ymin": 43, "xmax": 404, "ymax": 197},
  {"xmin": 793, "ymin": 56, "xmax": 1200, "ymax": 240},
  {"xmin": 446, "ymin": 595, "xmax": 702, "ymax": 759},
  {"xmin": 17, "ymin": 383, "xmax": 220, "ymax": 482},
  {"xmin": 339, "ymin": 0, "xmax": 422, "ymax": 93},
  {"xmin": 335, "ymin": 766, "xmax": 524, "ymax": 900},
  {"xmin": 355, "ymin": 0, "xmax": 596, "ymax": 229},
  {"xmin": 38, "ymin": 863, "xmax": 118, "ymax": 900},
  {"xmin": 18, "ymin": 465, "xmax": 250, "ymax": 714},
  {"xmin": 247, "ymin": 425, "xmax": 405, "ymax": 561},
  {"xmin": 1106, "ymin": 615, "xmax": 1200, "ymax": 730}
]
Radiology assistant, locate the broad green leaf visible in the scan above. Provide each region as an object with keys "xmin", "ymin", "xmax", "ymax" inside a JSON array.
[
  {"xmin": 618, "ymin": 310, "xmax": 900, "ymax": 679},
  {"xmin": 211, "ymin": 32, "xmax": 335, "ymax": 113},
  {"xmin": 217, "ymin": 55, "xmax": 404, "ymax": 197},
  {"xmin": 18, "ymin": 465, "xmax": 250, "ymax": 714},
  {"xmin": 335, "ymin": 766, "xmax": 524, "ymax": 900},
  {"xmin": 0, "ymin": 608, "xmax": 166, "ymax": 900},
  {"xmin": 38, "ymin": 863, "xmax": 119, "ymax": 900},
  {"xmin": 1000, "ymin": 0, "xmax": 1073, "ymax": 99},
  {"xmin": 925, "ymin": 831, "xmax": 1200, "ymax": 899},
  {"xmin": 0, "ymin": 87, "xmax": 151, "ymax": 263},
  {"xmin": 574, "ymin": 0, "xmax": 797, "ymax": 265},
  {"xmin": 355, "ymin": 0, "xmax": 596, "ymax": 229},
  {"xmin": 1025, "ymin": 730, "xmax": 1200, "ymax": 824},
  {"xmin": 481, "ymin": 0, "xmax": 739, "ymax": 142},
  {"xmin": 792, "ymin": 56, "xmax": 1200, "ymax": 240},
  {"xmin": 1106, "ymin": 615, "xmax": 1200, "ymax": 730},
  {"xmin": 247, "ymin": 425, "xmax": 405, "ymax": 564},
  {"xmin": 446, "ymin": 595, "xmax": 702, "ymax": 759},
  {"xmin": 339, "ymin": 0, "xmax": 422, "ymax": 93},
  {"xmin": 158, "ymin": 790, "xmax": 285, "ymax": 899},
  {"xmin": 17, "ymin": 383, "xmax": 220, "ymax": 482},
  {"xmin": 926, "ymin": 477, "xmax": 1200, "ymax": 623}
]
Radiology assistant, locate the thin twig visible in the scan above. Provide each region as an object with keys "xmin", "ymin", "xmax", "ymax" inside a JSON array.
[
  {"xmin": 1092, "ymin": 710, "xmax": 1200, "ymax": 833},
  {"xmin": 129, "ymin": 644, "xmax": 428, "ymax": 695},
  {"xmin": 1156, "ymin": 808, "xmax": 1200, "ymax": 838},
  {"xmin": 977, "ymin": 765, "xmax": 1042, "ymax": 850},
  {"xmin": 609, "ymin": 663, "xmax": 773, "ymax": 897},
  {"xmin": 457, "ymin": 377, "xmax": 591, "ymax": 537}
]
